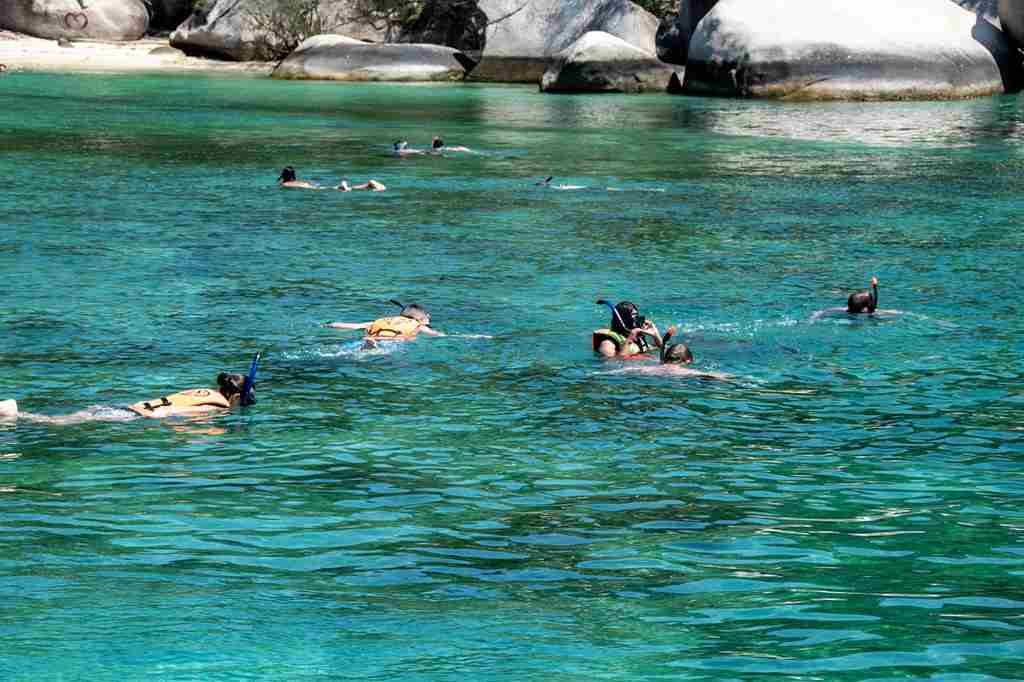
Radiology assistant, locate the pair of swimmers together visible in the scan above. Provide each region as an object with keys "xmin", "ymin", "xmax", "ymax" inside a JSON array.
[
  {"xmin": 393, "ymin": 137, "xmax": 471, "ymax": 156},
  {"xmin": 277, "ymin": 166, "xmax": 386, "ymax": 192}
]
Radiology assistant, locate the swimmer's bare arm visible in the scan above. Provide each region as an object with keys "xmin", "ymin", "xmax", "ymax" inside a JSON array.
[
  {"xmin": 419, "ymin": 325, "xmax": 445, "ymax": 337},
  {"xmin": 326, "ymin": 321, "xmax": 372, "ymax": 330}
]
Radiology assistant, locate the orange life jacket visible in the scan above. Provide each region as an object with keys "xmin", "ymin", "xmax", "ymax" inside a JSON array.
[
  {"xmin": 367, "ymin": 315, "xmax": 423, "ymax": 339},
  {"xmin": 128, "ymin": 388, "xmax": 231, "ymax": 416}
]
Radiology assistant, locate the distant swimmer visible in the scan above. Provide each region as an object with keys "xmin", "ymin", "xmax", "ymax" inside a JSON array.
[
  {"xmin": 592, "ymin": 299, "xmax": 663, "ymax": 358},
  {"xmin": 0, "ymin": 357, "xmax": 260, "ymax": 425},
  {"xmin": 337, "ymin": 179, "xmax": 386, "ymax": 192},
  {"xmin": 847, "ymin": 275, "xmax": 879, "ymax": 314},
  {"xmin": 326, "ymin": 299, "xmax": 444, "ymax": 346},
  {"xmin": 278, "ymin": 166, "xmax": 319, "ymax": 190},
  {"xmin": 0, "ymin": 64, "xmax": 7, "ymax": 74},
  {"xmin": 393, "ymin": 140, "xmax": 426, "ymax": 156},
  {"xmin": 536, "ymin": 176, "xmax": 587, "ymax": 190},
  {"xmin": 432, "ymin": 136, "xmax": 471, "ymax": 153}
]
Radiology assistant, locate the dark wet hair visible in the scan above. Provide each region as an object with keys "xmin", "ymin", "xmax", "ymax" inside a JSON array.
[
  {"xmin": 400, "ymin": 304, "xmax": 430, "ymax": 323},
  {"xmin": 432, "ymin": 137, "xmax": 444, "ymax": 149},
  {"xmin": 611, "ymin": 301, "xmax": 643, "ymax": 336},
  {"xmin": 217, "ymin": 372, "xmax": 248, "ymax": 399},
  {"xmin": 662, "ymin": 343, "xmax": 693, "ymax": 364},
  {"xmin": 278, "ymin": 166, "xmax": 297, "ymax": 183}
]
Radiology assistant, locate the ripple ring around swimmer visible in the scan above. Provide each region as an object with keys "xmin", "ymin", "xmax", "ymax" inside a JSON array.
[{"xmin": 64, "ymin": 12, "xmax": 88, "ymax": 31}]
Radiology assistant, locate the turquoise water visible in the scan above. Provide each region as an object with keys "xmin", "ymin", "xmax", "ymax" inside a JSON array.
[{"xmin": 2, "ymin": 72, "xmax": 1024, "ymax": 680}]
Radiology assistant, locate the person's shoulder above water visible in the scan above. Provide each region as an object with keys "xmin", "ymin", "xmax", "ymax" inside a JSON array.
[{"xmin": 278, "ymin": 166, "xmax": 320, "ymax": 189}]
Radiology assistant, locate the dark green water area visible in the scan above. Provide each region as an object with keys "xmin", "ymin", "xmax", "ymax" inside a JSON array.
[{"xmin": 1, "ymin": 72, "xmax": 1023, "ymax": 679}]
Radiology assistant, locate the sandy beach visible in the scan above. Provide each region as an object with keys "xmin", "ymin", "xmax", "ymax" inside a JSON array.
[{"xmin": 0, "ymin": 30, "xmax": 272, "ymax": 76}]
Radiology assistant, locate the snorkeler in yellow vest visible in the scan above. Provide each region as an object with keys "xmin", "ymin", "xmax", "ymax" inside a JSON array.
[
  {"xmin": 592, "ymin": 300, "xmax": 665, "ymax": 358},
  {"xmin": 0, "ymin": 360, "xmax": 259, "ymax": 425},
  {"xmin": 326, "ymin": 300, "xmax": 445, "ymax": 345}
]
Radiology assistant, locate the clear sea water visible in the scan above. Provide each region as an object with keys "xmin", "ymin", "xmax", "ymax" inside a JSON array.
[{"xmin": 1, "ymin": 72, "xmax": 1024, "ymax": 680}]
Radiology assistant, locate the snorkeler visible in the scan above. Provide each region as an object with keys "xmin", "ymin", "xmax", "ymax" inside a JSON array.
[
  {"xmin": 393, "ymin": 140, "xmax": 426, "ymax": 156},
  {"xmin": 536, "ymin": 176, "xmax": 587, "ymax": 190},
  {"xmin": 431, "ymin": 136, "xmax": 471, "ymax": 153},
  {"xmin": 593, "ymin": 300, "xmax": 663, "ymax": 357},
  {"xmin": 326, "ymin": 299, "xmax": 444, "ymax": 344},
  {"xmin": 847, "ymin": 276, "xmax": 879, "ymax": 314},
  {"xmin": 0, "ymin": 359, "xmax": 259, "ymax": 424},
  {"xmin": 337, "ymin": 179, "xmax": 387, "ymax": 192},
  {"xmin": 278, "ymin": 166, "xmax": 319, "ymax": 190}
]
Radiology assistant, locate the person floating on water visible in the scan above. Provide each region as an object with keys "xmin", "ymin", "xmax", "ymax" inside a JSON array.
[
  {"xmin": 0, "ymin": 357, "xmax": 260, "ymax": 424},
  {"xmin": 592, "ymin": 300, "xmax": 664, "ymax": 357},
  {"xmin": 608, "ymin": 326, "xmax": 731, "ymax": 380},
  {"xmin": 431, "ymin": 136, "xmax": 471, "ymax": 153},
  {"xmin": 847, "ymin": 275, "xmax": 879, "ymax": 314},
  {"xmin": 393, "ymin": 140, "xmax": 425, "ymax": 157},
  {"xmin": 0, "ymin": 64, "xmax": 8, "ymax": 74},
  {"xmin": 536, "ymin": 176, "xmax": 587, "ymax": 190},
  {"xmin": 337, "ymin": 179, "xmax": 386, "ymax": 192},
  {"xmin": 278, "ymin": 166, "xmax": 320, "ymax": 190},
  {"xmin": 326, "ymin": 300, "xmax": 444, "ymax": 346}
]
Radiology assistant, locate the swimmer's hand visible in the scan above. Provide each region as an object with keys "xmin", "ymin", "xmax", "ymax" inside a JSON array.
[{"xmin": 871, "ymin": 276, "xmax": 879, "ymax": 286}]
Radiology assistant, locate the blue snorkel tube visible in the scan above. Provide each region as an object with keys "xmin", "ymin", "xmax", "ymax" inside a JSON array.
[
  {"xmin": 596, "ymin": 299, "xmax": 630, "ymax": 333},
  {"xmin": 240, "ymin": 352, "xmax": 260, "ymax": 407}
]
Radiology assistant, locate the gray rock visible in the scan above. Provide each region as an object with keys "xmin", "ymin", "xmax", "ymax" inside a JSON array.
[
  {"xmin": 656, "ymin": 0, "xmax": 717, "ymax": 65},
  {"xmin": 171, "ymin": 0, "xmax": 387, "ymax": 61},
  {"xmin": 999, "ymin": 0, "xmax": 1024, "ymax": 44},
  {"xmin": 272, "ymin": 34, "xmax": 469, "ymax": 80},
  {"xmin": 683, "ymin": 0, "xmax": 1018, "ymax": 100},
  {"xmin": 470, "ymin": 0, "xmax": 661, "ymax": 82},
  {"xmin": 0, "ymin": 0, "xmax": 149, "ymax": 41},
  {"xmin": 540, "ymin": 30, "xmax": 676, "ymax": 92}
]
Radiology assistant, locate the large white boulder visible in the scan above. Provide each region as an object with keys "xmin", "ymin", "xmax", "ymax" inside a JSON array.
[
  {"xmin": 470, "ymin": 0, "xmax": 661, "ymax": 82},
  {"xmin": 171, "ymin": 0, "xmax": 387, "ymax": 61},
  {"xmin": 540, "ymin": 30, "xmax": 676, "ymax": 92},
  {"xmin": 0, "ymin": 0, "xmax": 149, "ymax": 41},
  {"xmin": 272, "ymin": 34, "xmax": 469, "ymax": 80},
  {"xmin": 684, "ymin": 0, "xmax": 1017, "ymax": 100}
]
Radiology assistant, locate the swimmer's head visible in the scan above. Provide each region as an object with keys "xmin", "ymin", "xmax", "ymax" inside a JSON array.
[
  {"xmin": 611, "ymin": 301, "xmax": 644, "ymax": 336},
  {"xmin": 390, "ymin": 298, "xmax": 430, "ymax": 324},
  {"xmin": 394, "ymin": 140, "xmax": 408, "ymax": 151},
  {"xmin": 400, "ymin": 304, "xmax": 430, "ymax": 324},
  {"xmin": 0, "ymin": 64, "xmax": 7, "ymax": 74},
  {"xmin": 662, "ymin": 343, "xmax": 693, "ymax": 365},
  {"xmin": 216, "ymin": 372, "xmax": 250, "ymax": 401},
  {"xmin": 432, "ymin": 136, "xmax": 444, "ymax": 149},
  {"xmin": 278, "ymin": 166, "xmax": 297, "ymax": 183}
]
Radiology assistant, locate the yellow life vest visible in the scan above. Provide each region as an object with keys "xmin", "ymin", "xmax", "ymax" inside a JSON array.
[
  {"xmin": 367, "ymin": 315, "xmax": 422, "ymax": 339},
  {"xmin": 592, "ymin": 328, "xmax": 648, "ymax": 355},
  {"xmin": 128, "ymin": 388, "xmax": 231, "ymax": 416}
]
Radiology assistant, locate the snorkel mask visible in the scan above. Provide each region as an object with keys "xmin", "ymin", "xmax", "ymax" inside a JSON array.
[{"xmin": 390, "ymin": 299, "xmax": 430, "ymax": 324}]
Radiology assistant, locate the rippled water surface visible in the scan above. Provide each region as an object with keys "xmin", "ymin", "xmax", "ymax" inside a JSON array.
[{"xmin": 2, "ymin": 73, "xmax": 1024, "ymax": 680}]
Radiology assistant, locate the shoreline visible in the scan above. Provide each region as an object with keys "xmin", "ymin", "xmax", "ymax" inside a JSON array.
[{"xmin": 0, "ymin": 31, "xmax": 273, "ymax": 76}]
